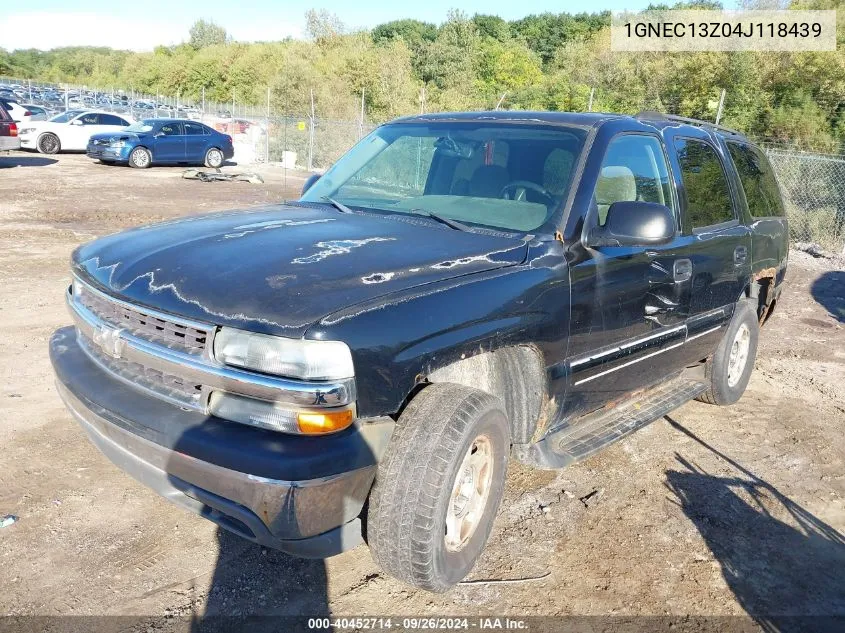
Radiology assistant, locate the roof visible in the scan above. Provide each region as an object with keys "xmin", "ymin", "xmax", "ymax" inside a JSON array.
[
  {"xmin": 389, "ymin": 110, "xmax": 752, "ymax": 143},
  {"xmin": 392, "ymin": 111, "xmax": 625, "ymax": 127}
]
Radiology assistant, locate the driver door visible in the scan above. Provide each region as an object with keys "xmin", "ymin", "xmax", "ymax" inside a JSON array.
[
  {"xmin": 152, "ymin": 121, "xmax": 186, "ymax": 163},
  {"xmin": 562, "ymin": 133, "xmax": 693, "ymax": 419}
]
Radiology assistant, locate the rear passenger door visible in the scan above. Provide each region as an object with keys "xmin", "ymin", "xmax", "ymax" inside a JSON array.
[
  {"xmin": 184, "ymin": 122, "xmax": 210, "ymax": 162},
  {"xmin": 666, "ymin": 132, "xmax": 752, "ymax": 362}
]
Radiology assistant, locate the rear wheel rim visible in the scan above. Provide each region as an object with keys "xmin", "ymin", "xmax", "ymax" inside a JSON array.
[
  {"xmin": 132, "ymin": 150, "xmax": 149, "ymax": 167},
  {"xmin": 207, "ymin": 149, "xmax": 223, "ymax": 167},
  {"xmin": 445, "ymin": 435, "xmax": 494, "ymax": 552},
  {"xmin": 727, "ymin": 323, "xmax": 751, "ymax": 387}
]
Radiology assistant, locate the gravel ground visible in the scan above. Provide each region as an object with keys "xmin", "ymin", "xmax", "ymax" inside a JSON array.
[{"xmin": 0, "ymin": 152, "xmax": 843, "ymax": 629}]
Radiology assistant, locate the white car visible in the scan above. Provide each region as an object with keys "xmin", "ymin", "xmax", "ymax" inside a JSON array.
[
  {"xmin": 0, "ymin": 99, "xmax": 33, "ymax": 124},
  {"xmin": 19, "ymin": 110, "xmax": 133, "ymax": 154}
]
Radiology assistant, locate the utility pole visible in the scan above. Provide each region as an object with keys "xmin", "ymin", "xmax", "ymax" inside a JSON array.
[{"xmin": 715, "ymin": 88, "xmax": 726, "ymax": 125}]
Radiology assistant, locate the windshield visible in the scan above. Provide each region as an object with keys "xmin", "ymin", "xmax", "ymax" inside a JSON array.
[
  {"xmin": 301, "ymin": 122, "xmax": 587, "ymax": 233},
  {"xmin": 49, "ymin": 110, "xmax": 85, "ymax": 123},
  {"xmin": 125, "ymin": 121, "xmax": 155, "ymax": 133}
]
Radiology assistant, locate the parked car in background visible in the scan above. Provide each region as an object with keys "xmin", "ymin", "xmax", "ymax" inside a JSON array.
[
  {"xmin": 0, "ymin": 99, "xmax": 33, "ymax": 124},
  {"xmin": 20, "ymin": 104, "xmax": 50, "ymax": 121},
  {"xmin": 20, "ymin": 110, "xmax": 133, "ymax": 154},
  {"xmin": 0, "ymin": 102, "xmax": 20, "ymax": 152},
  {"xmin": 87, "ymin": 118, "xmax": 234, "ymax": 168}
]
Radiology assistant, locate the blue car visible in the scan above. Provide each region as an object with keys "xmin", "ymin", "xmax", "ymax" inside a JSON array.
[{"xmin": 87, "ymin": 119, "xmax": 234, "ymax": 168}]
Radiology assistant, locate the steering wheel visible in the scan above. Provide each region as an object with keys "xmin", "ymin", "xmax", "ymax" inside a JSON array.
[{"xmin": 500, "ymin": 180, "xmax": 554, "ymax": 205}]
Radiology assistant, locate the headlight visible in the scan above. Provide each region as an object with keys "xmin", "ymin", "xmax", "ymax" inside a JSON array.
[
  {"xmin": 109, "ymin": 141, "xmax": 126, "ymax": 148},
  {"xmin": 213, "ymin": 327, "xmax": 354, "ymax": 380}
]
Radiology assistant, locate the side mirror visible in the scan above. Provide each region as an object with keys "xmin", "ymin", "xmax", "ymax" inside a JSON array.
[
  {"xmin": 301, "ymin": 173, "xmax": 320, "ymax": 196},
  {"xmin": 590, "ymin": 201, "xmax": 675, "ymax": 247}
]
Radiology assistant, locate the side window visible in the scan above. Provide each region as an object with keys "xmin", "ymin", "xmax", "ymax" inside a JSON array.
[
  {"xmin": 675, "ymin": 139, "xmax": 735, "ymax": 228},
  {"xmin": 100, "ymin": 114, "xmax": 128, "ymax": 126},
  {"xmin": 79, "ymin": 113, "xmax": 98, "ymax": 125},
  {"xmin": 159, "ymin": 123, "xmax": 182, "ymax": 136},
  {"xmin": 726, "ymin": 142, "xmax": 785, "ymax": 218},
  {"xmin": 184, "ymin": 122, "xmax": 208, "ymax": 136},
  {"xmin": 594, "ymin": 134, "xmax": 675, "ymax": 226}
]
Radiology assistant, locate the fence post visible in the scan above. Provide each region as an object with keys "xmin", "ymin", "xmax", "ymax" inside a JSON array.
[
  {"xmin": 359, "ymin": 87, "xmax": 365, "ymax": 140},
  {"xmin": 266, "ymin": 86, "xmax": 271, "ymax": 164},
  {"xmin": 308, "ymin": 88, "xmax": 315, "ymax": 172},
  {"xmin": 587, "ymin": 87, "xmax": 595, "ymax": 112},
  {"xmin": 715, "ymin": 88, "xmax": 726, "ymax": 125}
]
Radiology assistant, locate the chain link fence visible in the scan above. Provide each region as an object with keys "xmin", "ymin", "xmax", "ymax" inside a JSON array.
[{"xmin": 765, "ymin": 149, "xmax": 845, "ymax": 254}]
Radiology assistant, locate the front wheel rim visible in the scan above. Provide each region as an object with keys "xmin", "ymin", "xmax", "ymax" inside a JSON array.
[
  {"xmin": 208, "ymin": 149, "xmax": 222, "ymax": 166},
  {"xmin": 445, "ymin": 435, "xmax": 494, "ymax": 552},
  {"xmin": 133, "ymin": 150, "xmax": 149, "ymax": 167},
  {"xmin": 727, "ymin": 323, "xmax": 751, "ymax": 387}
]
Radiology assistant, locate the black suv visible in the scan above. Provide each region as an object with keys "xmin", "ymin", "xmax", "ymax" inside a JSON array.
[{"xmin": 50, "ymin": 111, "xmax": 788, "ymax": 591}]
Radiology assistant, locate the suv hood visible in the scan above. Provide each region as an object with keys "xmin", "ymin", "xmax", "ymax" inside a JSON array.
[{"xmin": 72, "ymin": 204, "xmax": 528, "ymax": 338}]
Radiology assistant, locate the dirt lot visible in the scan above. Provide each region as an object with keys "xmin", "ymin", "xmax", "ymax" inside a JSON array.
[{"xmin": 0, "ymin": 151, "xmax": 843, "ymax": 628}]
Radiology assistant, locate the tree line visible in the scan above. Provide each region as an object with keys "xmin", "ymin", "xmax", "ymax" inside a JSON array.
[{"xmin": 1, "ymin": 2, "xmax": 843, "ymax": 151}]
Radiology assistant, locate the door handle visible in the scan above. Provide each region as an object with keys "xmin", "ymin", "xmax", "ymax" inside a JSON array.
[
  {"xmin": 734, "ymin": 246, "xmax": 748, "ymax": 266},
  {"xmin": 673, "ymin": 259, "xmax": 692, "ymax": 283}
]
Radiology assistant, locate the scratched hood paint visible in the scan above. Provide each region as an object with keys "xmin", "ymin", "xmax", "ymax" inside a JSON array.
[{"xmin": 72, "ymin": 204, "xmax": 528, "ymax": 337}]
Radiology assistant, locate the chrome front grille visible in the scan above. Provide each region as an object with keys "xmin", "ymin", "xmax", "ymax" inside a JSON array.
[
  {"xmin": 76, "ymin": 282, "xmax": 210, "ymax": 356},
  {"xmin": 79, "ymin": 335, "xmax": 204, "ymax": 409}
]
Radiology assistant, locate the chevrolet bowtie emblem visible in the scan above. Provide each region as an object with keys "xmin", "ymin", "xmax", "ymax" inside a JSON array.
[{"xmin": 92, "ymin": 324, "xmax": 125, "ymax": 359}]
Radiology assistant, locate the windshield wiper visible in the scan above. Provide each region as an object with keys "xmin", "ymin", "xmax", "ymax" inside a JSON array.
[
  {"xmin": 409, "ymin": 209, "xmax": 470, "ymax": 232},
  {"xmin": 321, "ymin": 196, "xmax": 354, "ymax": 214}
]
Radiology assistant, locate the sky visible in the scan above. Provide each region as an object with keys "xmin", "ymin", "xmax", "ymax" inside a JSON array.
[{"xmin": 1, "ymin": 0, "xmax": 653, "ymax": 52}]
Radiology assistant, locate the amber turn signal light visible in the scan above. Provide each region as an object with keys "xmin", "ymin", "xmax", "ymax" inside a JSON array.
[{"xmin": 297, "ymin": 409, "xmax": 354, "ymax": 434}]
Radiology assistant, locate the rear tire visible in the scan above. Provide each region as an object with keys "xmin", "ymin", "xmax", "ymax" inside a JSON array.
[
  {"xmin": 37, "ymin": 133, "xmax": 60, "ymax": 154},
  {"xmin": 697, "ymin": 300, "xmax": 759, "ymax": 406},
  {"xmin": 367, "ymin": 383, "xmax": 510, "ymax": 592},
  {"xmin": 204, "ymin": 147, "xmax": 224, "ymax": 168},
  {"xmin": 129, "ymin": 147, "xmax": 151, "ymax": 169}
]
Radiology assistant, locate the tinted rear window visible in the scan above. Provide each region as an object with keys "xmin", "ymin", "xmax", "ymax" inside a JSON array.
[
  {"xmin": 726, "ymin": 142, "xmax": 785, "ymax": 218},
  {"xmin": 675, "ymin": 139, "xmax": 736, "ymax": 229}
]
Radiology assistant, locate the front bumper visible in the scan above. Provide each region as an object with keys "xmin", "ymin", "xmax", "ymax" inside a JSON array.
[
  {"xmin": 86, "ymin": 144, "xmax": 130, "ymax": 162},
  {"xmin": 50, "ymin": 326, "xmax": 393, "ymax": 557}
]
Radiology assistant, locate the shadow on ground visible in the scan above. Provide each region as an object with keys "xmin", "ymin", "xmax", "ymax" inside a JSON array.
[
  {"xmin": 0, "ymin": 155, "xmax": 58, "ymax": 168},
  {"xmin": 665, "ymin": 416, "xmax": 845, "ymax": 632},
  {"xmin": 187, "ymin": 529, "xmax": 330, "ymax": 632},
  {"xmin": 811, "ymin": 271, "xmax": 845, "ymax": 323}
]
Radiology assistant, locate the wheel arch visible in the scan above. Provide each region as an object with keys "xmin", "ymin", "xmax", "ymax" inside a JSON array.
[{"xmin": 423, "ymin": 344, "xmax": 549, "ymax": 445}]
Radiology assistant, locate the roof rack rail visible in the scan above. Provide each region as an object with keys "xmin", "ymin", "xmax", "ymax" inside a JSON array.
[{"xmin": 635, "ymin": 111, "xmax": 743, "ymax": 137}]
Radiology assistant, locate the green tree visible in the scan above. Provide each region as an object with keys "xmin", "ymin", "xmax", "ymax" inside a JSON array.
[{"xmin": 188, "ymin": 19, "xmax": 229, "ymax": 50}]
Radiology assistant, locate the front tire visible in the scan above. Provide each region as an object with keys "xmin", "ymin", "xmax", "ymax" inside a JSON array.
[
  {"xmin": 129, "ymin": 147, "xmax": 151, "ymax": 169},
  {"xmin": 367, "ymin": 383, "xmax": 510, "ymax": 592},
  {"xmin": 37, "ymin": 133, "xmax": 60, "ymax": 154},
  {"xmin": 697, "ymin": 299, "xmax": 759, "ymax": 406},
  {"xmin": 204, "ymin": 147, "xmax": 224, "ymax": 168}
]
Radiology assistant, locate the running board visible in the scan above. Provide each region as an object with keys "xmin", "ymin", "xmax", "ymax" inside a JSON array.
[{"xmin": 514, "ymin": 378, "xmax": 708, "ymax": 470}]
